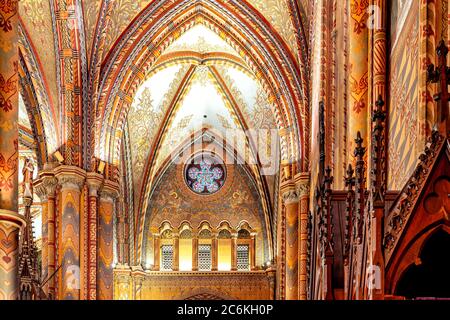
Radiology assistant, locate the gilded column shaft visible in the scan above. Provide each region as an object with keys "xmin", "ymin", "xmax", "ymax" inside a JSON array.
[
  {"xmin": 297, "ymin": 178, "xmax": 310, "ymax": 301},
  {"xmin": 192, "ymin": 237, "xmax": 198, "ymax": 271},
  {"xmin": 98, "ymin": 185, "xmax": 117, "ymax": 300},
  {"xmin": 348, "ymin": 0, "xmax": 370, "ymax": 166},
  {"xmin": 56, "ymin": 169, "xmax": 85, "ymax": 300},
  {"xmin": 231, "ymin": 234, "xmax": 237, "ymax": 271},
  {"xmin": 212, "ymin": 236, "xmax": 218, "ymax": 271},
  {"xmin": 153, "ymin": 234, "xmax": 160, "ymax": 271},
  {"xmin": 35, "ymin": 175, "xmax": 58, "ymax": 298},
  {"xmin": 0, "ymin": 0, "xmax": 20, "ymax": 301},
  {"xmin": 283, "ymin": 189, "xmax": 299, "ymax": 300}
]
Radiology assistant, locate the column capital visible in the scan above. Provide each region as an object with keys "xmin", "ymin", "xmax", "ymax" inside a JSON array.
[
  {"xmin": 54, "ymin": 165, "xmax": 86, "ymax": 191},
  {"xmin": 22, "ymin": 197, "xmax": 33, "ymax": 208},
  {"xmin": 295, "ymin": 175, "xmax": 311, "ymax": 198},
  {"xmin": 282, "ymin": 189, "xmax": 299, "ymax": 205},
  {"xmin": 100, "ymin": 180, "xmax": 120, "ymax": 202},
  {"xmin": 34, "ymin": 174, "xmax": 58, "ymax": 200},
  {"xmin": 86, "ymin": 172, "xmax": 104, "ymax": 196}
]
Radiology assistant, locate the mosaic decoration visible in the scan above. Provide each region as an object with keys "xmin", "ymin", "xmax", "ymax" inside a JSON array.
[{"xmin": 185, "ymin": 155, "xmax": 226, "ymax": 195}]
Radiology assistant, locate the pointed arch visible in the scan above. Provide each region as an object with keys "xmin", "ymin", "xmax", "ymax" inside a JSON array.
[
  {"xmin": 140, "ymin": 128, "xmax": 273, "ymax": 265},
  {"xmin": 17, "ymin": 22, "xmax": 60, "ymax": 166}
]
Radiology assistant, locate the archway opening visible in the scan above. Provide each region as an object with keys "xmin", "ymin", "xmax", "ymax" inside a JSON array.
[{"xmin": 396, "ymin": 230, "xmax": 450, "ymax": 299}]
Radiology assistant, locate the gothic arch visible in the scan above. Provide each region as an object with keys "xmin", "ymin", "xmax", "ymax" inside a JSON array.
[
  {"xmin": 95, "ymin": 0, "xmax": 308, "ymax": 172},
  {"xmin": 140, "ymin": 129, "xmax": 272, "ymax": 265},
  {"xmin": 17, "ymin": 22, "xmax": 59, "ymax": 165},
  {"xmin": 386, "ymin": 223, "xmax": 450, "ymax": 295}
]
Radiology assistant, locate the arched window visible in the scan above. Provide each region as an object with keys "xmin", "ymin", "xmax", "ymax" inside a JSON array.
[
  {"xmin": 237, "ymin": 229, "xmax": 251, "ymax": 271},
  {"xmin": 218, "ymin": 229, "xmax": 232, "ymax": 271},
  {"xmin": 160, "ymin": 229, "xmax": 174, "ymax": 271},
  {"xmin": 198, "ymin": 228, "xmax": 212, "ymax": 271},
  {"xmin": 179, "ymin": 228, "xmax": 193, "ymax": 271}
]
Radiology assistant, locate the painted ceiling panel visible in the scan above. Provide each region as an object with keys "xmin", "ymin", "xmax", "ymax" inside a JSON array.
[
  {"xmin": 164, "ymin": 25, "xmax": 239, "ymax": 56},
  {"xmin": 214, "ymin": 65, "xmax": 277, "ymax": 130},
  {"xmin": 128, "ymin": 64, "xmax": 190, "ymax": 193},
  {"xmin": 153, "ymin": 65, "xmax": 240, "ymax": 173},
  {"xmin": 83, "ymin": 0, "xmax": 103, "ymax": 61},
  {"xmin": 248, "ymin": 0, "xmax": 300, "ymax": 62},
  {"xmin": 19, "ymin": 0, "xmax": 59, "ymax": 120},
  {"xmin": 104, "ymin": 0, "xmax": 152, "ymax": 57},
  {"xmin": 102, "ymin": 1, "xmax": 301, "ymax": 64}
]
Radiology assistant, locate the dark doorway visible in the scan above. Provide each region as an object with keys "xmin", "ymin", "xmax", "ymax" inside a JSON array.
[{"xmin": 396, "ymin": 230, "xmax": 450, "ymax": 299}]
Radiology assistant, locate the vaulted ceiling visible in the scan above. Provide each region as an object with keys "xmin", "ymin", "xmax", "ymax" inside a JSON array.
[
  {"xmin": 18, "ymin": 0, "xmax": 310, "ymax": 129},
  {"xmin": 17, "ymin": 0, "xmax": 310, "ymax": 263},
  {"xmin": 125, "ymin": 24, "xmax": 279, "ymax": 213}
]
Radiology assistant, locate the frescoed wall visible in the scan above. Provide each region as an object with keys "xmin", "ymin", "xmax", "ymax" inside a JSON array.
[{"xmin": 388, "ymin": 0, "xmax": 421, "ymax": 190}]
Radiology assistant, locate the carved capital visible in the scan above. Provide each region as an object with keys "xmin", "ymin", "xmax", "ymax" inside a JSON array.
[
  {"xmin": 282, "ymin": 190, "xmax": 299, "ymax": 205},
  {"xmin": 34, "ymin": 184, "xmax": 48, "ymax": 201},
  {"xmin": 55, "ymin": 166, "xmax": 86, "ymax": 191},
  {"xmin": 296, "ymin": 182, "xmax": 310, "ymax": 198},
  {"xmin": 22, "ymin": 197, "xmax": 33, "ymax": 207},
  {"xmin": 100, "ymin": 180, "xmax": 120, "ymax": 202},
  {"xmin": 57, "ymin": 174, "xmax": 85, "ymax": 191},
  {"xmin": 34, "ymin": 176, "xmax": 58, "ymax": 200},
  {"xmin": 86, "ymin": 172, "xmax": 104, "ymax": 197}
]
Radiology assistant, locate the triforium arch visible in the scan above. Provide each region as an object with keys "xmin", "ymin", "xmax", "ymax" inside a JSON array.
[{"xmin": 95, "ymin": 0, "xmax": 308, "ymax": 172}]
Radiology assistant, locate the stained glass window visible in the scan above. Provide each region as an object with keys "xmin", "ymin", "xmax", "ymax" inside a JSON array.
[{"xmin": 185, "ymin": 155, "xmax": 225, "ymax": 195}]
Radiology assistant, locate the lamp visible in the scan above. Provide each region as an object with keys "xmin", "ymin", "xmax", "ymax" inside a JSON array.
[
  {"xmin": 97, "ymin": 160, "xmax": 106, "ymax": 175},
  {"xmin": 53, "ymin": 151, "xmax": 64, "ymax": 164}
]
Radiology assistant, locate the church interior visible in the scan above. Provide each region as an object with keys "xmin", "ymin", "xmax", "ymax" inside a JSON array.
[{"xmin": 0, "ymin": 0, "xmax": 449, "ymax": 301}]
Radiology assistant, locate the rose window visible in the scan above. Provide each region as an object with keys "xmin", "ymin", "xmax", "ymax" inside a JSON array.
[{"xmin": 185, "ymin": 155, "xmax": 225, "ymax": 195}]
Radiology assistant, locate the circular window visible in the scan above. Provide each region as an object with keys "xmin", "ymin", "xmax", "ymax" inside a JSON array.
[{"xmin": 185, "ymin": 154, "xmax": 226, "ymax": 195}]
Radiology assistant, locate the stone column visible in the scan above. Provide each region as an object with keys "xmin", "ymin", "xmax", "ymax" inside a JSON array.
[
  {"xmin": 153, "ymin": 234, "xmax": 160, "ymax": 271},
  {"xmin": 282, "ymin": 184, "xmax": 299, "ymax": 300},
  {"xmin": 173, "ymin": 234, "xmax": 179, "ymax": 271},
  {"xmin": 131, "ymin": 266, "xmax": 145, "ymax": 300},
  {"xmin": 55, "ymin": 166, "xmax": 85, "ymax": 300},
  {"xmin": 85, "ymin": 173, "xmax": 103, "ymax": 300},
  {"xmin": 192, "ymin": 236, "xmax": 198, "ymax": 271},
  {"xmin": 211, "ymin": 234, "xmax": 218, "ymax": 271},
  {"xmin": 347, "ymin": 0, "xmax": 370, "ymax": 168},
  {"xmin": 0, "ymin": 0, "xmax": 22, "ymax": 301},
  {"xmin": 250, "ymin": 232, "xmax": 257, "ymax": 271},
  {"xmin": 231, "ymin": 233, "xmax": 238, "ymax": 271},
  {"xmin": 296, "ymin": 174, "xmax": 310, "ymax": 300},
  {"xmin": 34, "ymin": 173, "xmax": 58, "ymax": 298},
  {"xmin": 98, "ymin": 181, "xmax": 119, "ymax": 300}
]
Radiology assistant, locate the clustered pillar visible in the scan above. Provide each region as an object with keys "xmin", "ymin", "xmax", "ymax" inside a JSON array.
[
  {"xmin": 0, "ymin": 0, "xmax": 24, "ymax": 301},
  {"xmin": 281, "ymin": 183, "xmax": 299, "ymax": 300}
]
